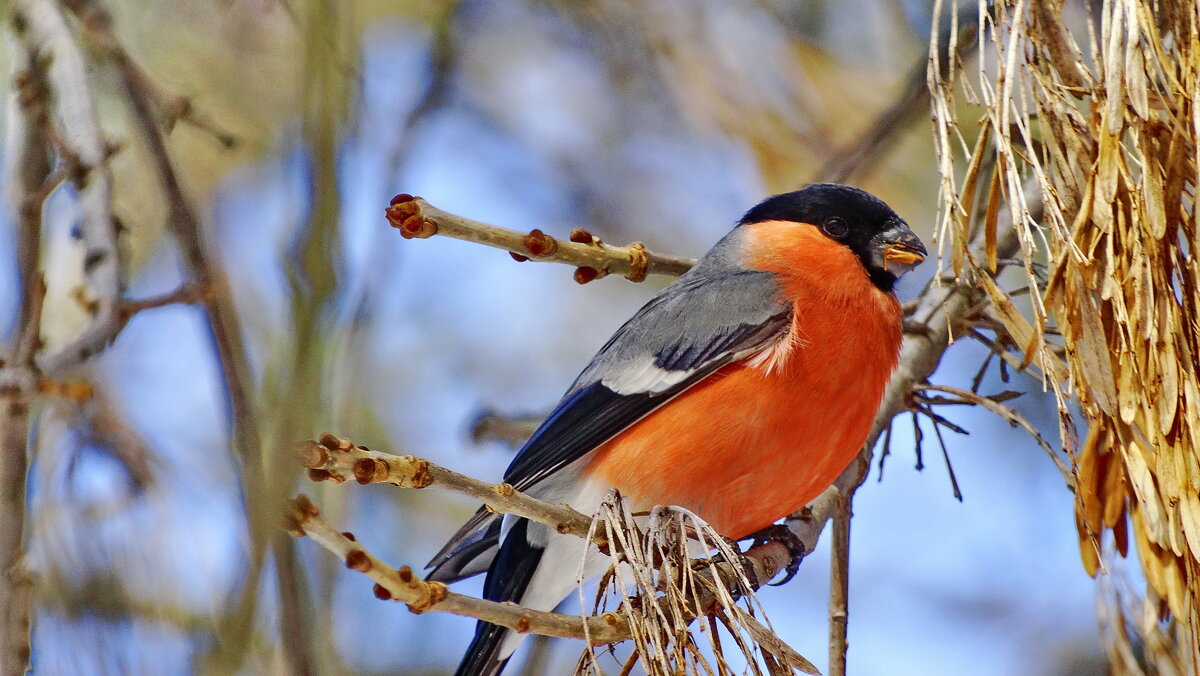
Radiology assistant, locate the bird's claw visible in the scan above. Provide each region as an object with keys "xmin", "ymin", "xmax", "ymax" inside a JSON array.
[
  {"xmin": 695, "ymin": 536, "xmax": 760, "ymax": 591},
  {"xmin": 743, "ymin": 524, "xmax": 807, "ymax": 586}
]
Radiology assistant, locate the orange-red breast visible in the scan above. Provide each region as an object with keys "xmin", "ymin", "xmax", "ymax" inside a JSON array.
[{"xmin": 427, "ymin": 183, "xmax": 926, "ymax": 676}]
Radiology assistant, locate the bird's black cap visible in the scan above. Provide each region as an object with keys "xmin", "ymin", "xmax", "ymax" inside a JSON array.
[{"xmin": 738, "ymin": 183, "xmax": 924, "ymax": 292}]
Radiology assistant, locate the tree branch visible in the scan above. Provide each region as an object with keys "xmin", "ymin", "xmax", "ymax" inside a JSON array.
[
  {"xmin": 0, "ymin": 15, "xmax": 54, "ymax": 674},
  {"xmin": 15, "ymin": 0, "xmax": 123, "ymax": 377},
  {"xmin": 916, "ymin": 383, "xmax": 1072, "ymax": 487},
  {"xmin": 299, "ymin": 435, "xmax": 600, "ymax": 544},
  {"xmin": 287, "ymin": 489, "xmax": 799, "ymax": 652},
  {"xmin": 385, "ymin": 195, "xmax": 696, "ymax": 283},
  {"xmin": 284, "ymin": 495, "xmax": 632, "ymax": 644},
  {"xmin": 827, "ymin": 492, "xmax": 852, "ymax": 676},
  {"xmin": 62, "ymin": 0, "xmax": 300, "ymax": 669}
]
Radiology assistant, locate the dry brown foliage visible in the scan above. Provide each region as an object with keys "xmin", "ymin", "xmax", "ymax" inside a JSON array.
[
  {"xmin": 931, "ymin": 1, "xmax": 1200, "ymax": 671},
  {"xmin": 582, "ymin": 496, "xmax": 818, "ymax": 676}
]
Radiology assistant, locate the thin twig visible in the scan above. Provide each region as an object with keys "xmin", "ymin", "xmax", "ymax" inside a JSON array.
[
  {"xmin": 827, "ymin": 491, "xmax": 852, "ymax": 676},
  {"xmin": 385, "ymin": 195, "xmax": 696, "ymax": 283},
  {"xmin": 470, "ymin": 410, "xmax": 543, "ymax": 448},
  {"xmin": 918, "ymin": 383, "xmax": 1074, "ymax": 488},
  {"xmin": 62, "ymin": 0, "xmax": 239, "ymax": 148},
  {"xmin": 299, "ymin": 436, "xmax": 600, "ymax": 544},
  {"xmin": 117, "ymin": 283, "xmax": 210, "ymax": 324},
  {"xmin": 285, "ymin": 495, "xmax": 631, "ymax": 643}
]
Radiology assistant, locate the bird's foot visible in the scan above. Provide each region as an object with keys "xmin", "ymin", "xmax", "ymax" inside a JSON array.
[
  {"xmin": 742, "ymin": 524, "xmax": 807, "ymax": 586},
  {"xmin": 694, "ymin": 537, "xmax": 759, "ymax": 591}
]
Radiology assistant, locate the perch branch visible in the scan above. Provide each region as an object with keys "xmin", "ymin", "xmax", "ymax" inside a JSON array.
[
  {"xmin": 287, "ymin": 493, "xmax": 796, "ymax": 648},
  {"xmin": 385, "ymin": 195, "xmax": 695, "ymax": 282},
  {"xmin": 302, "ymin": 434, "xmax": 832, "ymax": 592}
]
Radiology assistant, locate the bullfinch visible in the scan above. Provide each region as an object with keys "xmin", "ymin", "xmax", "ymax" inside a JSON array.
[{"xmin": 426, "ymin": 183, "xmax": 927, "ymax": 675}]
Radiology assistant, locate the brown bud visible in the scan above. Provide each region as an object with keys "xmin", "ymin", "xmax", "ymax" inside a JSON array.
[
  {"xmin": 574, "ymin": 266, "xmax": 599, "ymax": 284},
  {"xmin": 509, "ymin": 252, "xmax": 529, "ymax": 262},
  {"xmin": 345, "ymin": 549, "xmax": 371, "ymax": 572},
  {"xmin": 318, "ymin": 433, "xmax": 340, "ymax": 450},
  {"xmin": 624, "ymin": 242, "xmax": 649, "ymax": 283},
  {"xmin": 403, "ymin": 456, "xmax": 433, "ymax": 488},
  {"xmin": 569, "ymin": 228, "xmax": 594, "ymax": 244},
  {"xmin": 495, "ymin": 483, "xmax": 515, "ymax": 498},
  {"xmin": 297, "ymin": 440, "xmax": 328, "ymax": 468},
  {"xmin": 307, "ymin": 468, "xmax": 332, "ymax": 482},
  {"xmin": 515, "ymin": 616, "xmax": 531, "ymax": 634},
  {"xmin": 293, "ymin": 494, "xmax": 319, "ymax": 517},
  {"xmin": 353, "ymin": 458, "xmax": 382, "ymax": 484},
  {"xmin": 390, "ymin": 193, "xmax": 415, "ymax": 205},
  {"xmin": 523, "ymin": 229, "xmax": 558, "ymax": 257},
  {"xmin": 602, "ymin": 612, "xmax": 620, "ymax": 626},
  {"xmin": 555, "ymin": 523, "xmax": 570, "ymax": 534},
  {"xmin": 398, "ymin": 566, "xmax": 414, "ymax": 583},
  {"xmin": 341, "ymin": 531, "xmax": 357, "ymax": 542},
  {"xmin": 373, "ymin": 583, "xmax": 393, "ymax": 600},
  {"xmin": 397, "ymin": 214, "xmax": 436, "ymax": 239}
]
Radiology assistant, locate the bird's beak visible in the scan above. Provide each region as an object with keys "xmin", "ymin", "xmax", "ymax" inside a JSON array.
[{"xmin": 875, "ymin": 221, "xmax": 927, "ymax": 275}]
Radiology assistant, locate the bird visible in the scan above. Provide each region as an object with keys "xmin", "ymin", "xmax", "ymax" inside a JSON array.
[{"xmin": 426, "ymin": 183, "xmax": 926, "ymax": 676}]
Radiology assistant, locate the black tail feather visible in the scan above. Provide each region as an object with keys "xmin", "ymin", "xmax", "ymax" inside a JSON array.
[
  {"xmin": 427, "ymin": 510, "xmax": 502, "ymax": 584},
  {"xmin": 454, "ymin": 518, "xmax": 544, "ymax": 676}
]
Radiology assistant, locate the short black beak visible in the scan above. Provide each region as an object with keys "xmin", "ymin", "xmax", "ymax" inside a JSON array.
[{"xmin": 875, "ymin": 221, "xmax": 926, "ymax": 274}]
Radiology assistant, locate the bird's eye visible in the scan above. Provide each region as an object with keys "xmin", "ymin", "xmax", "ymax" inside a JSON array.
[{"xmin": 822, "ymin": 217, "xmax": 849, "ymax": 239}]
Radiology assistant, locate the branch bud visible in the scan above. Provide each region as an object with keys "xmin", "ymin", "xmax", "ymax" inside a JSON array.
[
  {"xmin": 574, "ymin": 266, "xmax": 599, "ymax": 284},
  {"xmin": 297, "ymin": 440, "xmax": 328, "ymax": 468},
  {"xmin": 345, "ymin": 549, "xmax": 371, "ymax": 572},
  {"xmin": 569, "ymin": 228, "xmax": 597, "ymax": 244},
  {"xmin": 523, "ymin": 229, "xmax": 558, "ymax": 257}
]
